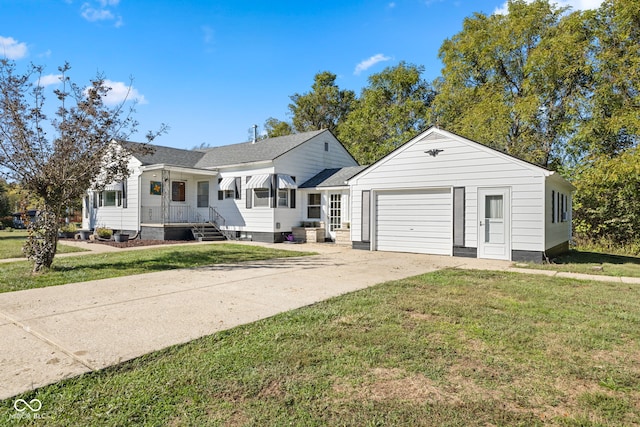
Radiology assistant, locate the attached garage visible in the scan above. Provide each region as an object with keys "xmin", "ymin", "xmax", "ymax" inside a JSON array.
[{"xmin": 375, "ymin": 188, "xmax": 452, "ymax": 255}]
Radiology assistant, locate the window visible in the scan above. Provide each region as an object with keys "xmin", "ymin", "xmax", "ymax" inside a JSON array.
[
  {"xmin": 278, "ymin": 189, "xmax": 289, "ymax": 207},
  {"xmin": 307, "ymin": 193, "xmax": 321, "ymax": 219},
  {"xmin": 99, "ymin": 191, "xmax": 122, "ymax": 207},
  {"xmin": 197, "ymin": 181, "xmax": 209, "ymax": 208},
  {"xmin": 224, "ymin": 190, "xmax": 235, "ymax": 199},
  {"xmin": 254, "ymin": 188, "xmax": 270, "ymax": 207},
  {"xmin": 172, "ymin": 181, "xmax": 186, "ymax": 202},
  {"xmin": 324, "ymin": 142, "xmax": 329, "ymax": 152}
]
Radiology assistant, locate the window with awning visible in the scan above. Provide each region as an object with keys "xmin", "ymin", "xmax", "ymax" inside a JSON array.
[
  {"xmin": 278, "ymin": 175, "xmax": 297, "ymax": 189},
  {"xmin": 245, "ymin": 174, "xmax": 271, "ymax": 189}
]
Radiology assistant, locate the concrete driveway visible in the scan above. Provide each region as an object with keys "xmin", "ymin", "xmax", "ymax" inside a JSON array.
[{"xmin": 0, "ymin": 243, "xmax": 514, "ymax": 400}]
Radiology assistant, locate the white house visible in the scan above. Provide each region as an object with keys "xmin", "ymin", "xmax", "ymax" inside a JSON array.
[
  {"xmin": 347, "ymin": 127, "xmax": 575, "ymax": 262},
  {"xmin": 83, "ymin": 130, "xmax": 359, "ymax": 242},
  {"xmin": 83, "ymin": 126, "xmax": 574, "ymax": 262}
]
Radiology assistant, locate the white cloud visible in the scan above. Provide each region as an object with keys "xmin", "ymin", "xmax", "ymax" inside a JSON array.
[
  {"xmin": 354, "ymin": 54, "xmax": 391, "ymax": 75},
  {"xmin": 81, "ymin": 1, "xmax": 123, "ymax": 26},
  {"xmin": 494, "ymin": 0, "xmax": 605, "ymax": 15},
  {"xmin": 38, "ymin": 74, "xmax": 63, "ymax": 87},
  {"xmin": 85, "ymin": 79, "xmax": 147, "ymax": 106},
  {"xmin": 0, "ymin": 36, "xmax": 28, "ymax": 60}
]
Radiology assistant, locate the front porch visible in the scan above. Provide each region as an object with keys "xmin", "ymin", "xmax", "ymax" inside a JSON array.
[{"xmin": 140, "ymin": 204, "xmax": 230, "ymax": 241}]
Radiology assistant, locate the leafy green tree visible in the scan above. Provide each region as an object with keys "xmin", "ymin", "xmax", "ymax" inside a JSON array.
[
  {"xmin": 573, "ymin": 147, "xmax": 640, "ymax": 248},
  {"xmin": 432, "ymin": 0, "xmax": 590, "ymax": 168},
  {"xmin": 289, "ymin": 71, "xmax": 356, "ymax": 133},
  {"xmin": 0, "ymin": 60, "xmax": 165, "ymax": 272},
  {"xmin": 573, "ymin": 0, "xmax": 640, "ymax": 158},
  {"xmin": 263, "ymin": 117, "xmax": 293, "ymax": 138},
  {"xmin": 338, "ymin": 62, "xmax": 434, "ymax": 165}
]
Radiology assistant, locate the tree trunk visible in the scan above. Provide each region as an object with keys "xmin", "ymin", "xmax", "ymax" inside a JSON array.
[{"xmin": 23, "ymin": 209, "xmax": 59, "ymax": 273}]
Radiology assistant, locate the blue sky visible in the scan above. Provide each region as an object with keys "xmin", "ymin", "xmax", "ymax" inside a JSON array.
[{"xmin": 2, "ymin": 0, "xmax": 603, "ymax": 150}]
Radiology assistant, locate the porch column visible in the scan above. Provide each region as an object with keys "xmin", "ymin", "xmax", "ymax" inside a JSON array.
[{"xmin": 162, "ymin": 169, "xmax": 170, "ymax": 224}]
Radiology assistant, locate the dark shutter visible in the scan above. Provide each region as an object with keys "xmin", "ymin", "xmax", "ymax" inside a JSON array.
[
  {"xmin": 245, "ymin": 176, "xmax": 252, "ymax": 209},
  {"xmin": 453, "ymin": 187, "xmax": 465, "ymax": 246},
  {"xmin": 235, "ymin": 177, "xmax": 241, "ymax": 200},
  {"xmin": 290, "ymin": 189, "xmax": 296, "ymax": 209},
  {"xmin": 270, "ymin": 174, "xmax": 277, "ymax": 208},
  {"xmin": 122, "ymin": 180, "xmax": 127, "ymax": 209},
  {"xmin": 362, "ymin": 190, "xmax": 371, "ymax": 242},
  {"xmin": 218, "ymin": 191, "xmax": 223, "ymax": 201},
  {"xmin": 551, "ymin": 190, "xmax": 555, "ymax": 223}
]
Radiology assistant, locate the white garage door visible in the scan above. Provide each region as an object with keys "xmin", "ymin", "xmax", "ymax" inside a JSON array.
[{"xmin": 375, "ymin": 188, "xmax": 452, "ymax": 255}]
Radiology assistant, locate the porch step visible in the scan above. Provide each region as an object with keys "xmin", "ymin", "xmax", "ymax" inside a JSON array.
[{"xmin": 192, "ymin": 225, "xmax": 227, "ymax": 242}]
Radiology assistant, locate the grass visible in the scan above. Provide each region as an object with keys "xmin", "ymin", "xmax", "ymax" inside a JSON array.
[
  {"xmin": 518, "ymin": 249, "xmax": 640, "ymax": 278},
  {"xmin": 0, "ymin": 244, "xmax": 315, "ymax": 294},
  {"xmin": 1, "ymin": 269, "xmax": 638, "ymax": 426},
  {"xmin": 0, "ymin": 230, "xmax": 86, "ymax": 259}
]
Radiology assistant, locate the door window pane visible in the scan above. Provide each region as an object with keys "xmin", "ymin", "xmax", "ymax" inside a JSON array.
[
  {"xmin": 197, "ymin": 181, "xmax": 209, "ymax": 208},
  {"xmin": 485, "ymin": 195, "xmax": 503, "ymax": 219},
  {"xmin": 330, "ymin": 194, "xmax": 341, "ymax": 231}
]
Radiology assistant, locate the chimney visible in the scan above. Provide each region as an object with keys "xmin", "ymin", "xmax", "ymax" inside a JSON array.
[{"xmin": 252, "ymin": 124, "xmax": 258, "ymax": 144}]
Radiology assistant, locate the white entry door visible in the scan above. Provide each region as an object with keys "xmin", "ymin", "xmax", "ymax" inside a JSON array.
[
  {"xmin": 328, "ymin": 193, "xmax": 342, "ymax": 239},
  {"xmin": 478, "ymin": 187, "xmax": 511, "ymax": 260}
]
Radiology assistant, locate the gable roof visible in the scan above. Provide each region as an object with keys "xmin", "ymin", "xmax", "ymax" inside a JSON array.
[
  {"xmin": 348, "ymin": 126, "xmax": 573, "ymax": 188},
  {"xmin": 123, "ymin": 129, "xmax": 330, "ymax": 169},
  {"xmin": 196, "ymin": 129, "xmax": 328, "ymax": 168},
  {"xmin": 300, "ymin": 166, "xmax": 368, "ymax": 188}
]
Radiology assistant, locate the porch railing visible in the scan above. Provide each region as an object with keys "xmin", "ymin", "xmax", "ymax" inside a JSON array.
[
  {"xmin": 141, "ymin": 205, "xmax": 201, "ymax": 224},
  {"xmin": 141, "ymin": 205, "xmax": 237, "ymax": 240}
]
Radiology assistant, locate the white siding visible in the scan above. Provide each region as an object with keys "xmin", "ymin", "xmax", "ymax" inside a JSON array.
[
  {"xmin": 545, "ymin": 175, "xmax": 574, "ymax": 250},
  {"xmin": 350, "ymin": 129, "xmax": 549, "ymax": 254},
  {"xmin": 215, "ymin": 165, "xmax": 275, "ymax": 234},
  {"xmin": 86, "ymin": 157, "xmax": 142, "ymax": 232},
  {"xmin": 273, "ymin": 132, "xmax": 358, "ymax": 233}
]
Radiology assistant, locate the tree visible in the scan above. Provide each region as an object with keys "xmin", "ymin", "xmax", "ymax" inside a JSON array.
[
  {"xmin": 289, "ymin": 71, "xmax": 356, "ymax": 133},
  {"xmin": 572, "ymin": 146, "xmax": 640, "ymax": 249},
  {"xmin": 338, "ymin": 62, "xmax": 435, "ymax": 165},
  {"xmin": 263, "ymin": 117, "xmax": 293, "ymax": 138},
  {"xmin": 0, "ymin": 178, "xmax": 9, "ymax": 218},
  {"xmin": 573, "ymin": 0, "xmax": 640, "ymax": 158},
  {"xmin": 0, "ymin": 60, "xmax": 166, "ymax": 272},
  {"xmin": 431, "ymin": 0, "xmax": 591, "ymax": 168}
]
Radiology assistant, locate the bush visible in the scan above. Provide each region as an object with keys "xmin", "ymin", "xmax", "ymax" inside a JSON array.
[
  {"xmin": 60, "ymin": 223, "xmax": 78, "ymax": 233},
  {"xmin": 96, "ymin": 227, "xmax": 113, "ymax": 239},
  {"xmin": 0, "ymin": 216, "xmax": 13, "ymax": 229}
]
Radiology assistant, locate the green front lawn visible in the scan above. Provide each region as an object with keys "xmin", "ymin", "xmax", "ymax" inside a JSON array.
[
  {"xmin": 0, "ymin": 244, "xmax": 315, "ymax": 294},
  {"xmin": 519, "ymin": 249, "xmax": 640, "ymax": 278},
  {"xmin": 0, "ymin": 230, "xmax": 86, "ymax": 259},
  {"xmin": 2, "ymin": 270, "xmax": 638, "ymax": 426}
]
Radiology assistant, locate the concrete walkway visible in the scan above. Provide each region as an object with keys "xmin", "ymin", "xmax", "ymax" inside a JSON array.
[{"xmin": 1, "ymin": 242, "xmax": 638, "ymax": 400}]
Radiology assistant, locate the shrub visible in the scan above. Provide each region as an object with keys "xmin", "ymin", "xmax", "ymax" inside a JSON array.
[{"xmin": 96, "ymin": 227, "xmax": 113, "ymax": 239}]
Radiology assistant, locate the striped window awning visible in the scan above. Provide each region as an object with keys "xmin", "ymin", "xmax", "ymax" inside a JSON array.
[
  {"xmin": 104, "ymin": 182, "xmax": 124, "ymax": 191},
  {"xmin": 246, "ymin": 174, "xmax": 271, "ymax": 189},
  {"xmin": 218, "ymin": 177, "xmax": 236, "ymax": 191},
  {"xmin": 278, "ymin": 174, "xmax": 297, "ymax": 189}
]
